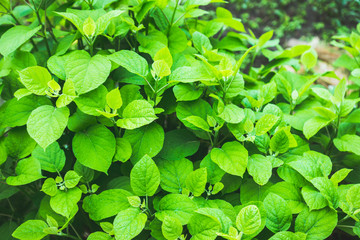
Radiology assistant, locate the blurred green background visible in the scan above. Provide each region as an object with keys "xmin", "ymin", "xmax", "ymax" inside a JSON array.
[{"xmin": 214, "ymin": 0, "xmax": 360, "ymax": 42}]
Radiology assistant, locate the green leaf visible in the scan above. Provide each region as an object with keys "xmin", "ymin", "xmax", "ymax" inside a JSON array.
[
  {"xmin": 247, "ymin": 154, "xmax": 272, "ymax": 185},
  {"xmin": 0, "ymin": 142, "xmax": 7, "ymax": 166},
  {"xmin": 14, "ymin": 88, "xmax": 32, "ymax": 100},
  {"xmin": 65, "ymin": 51, "xmax": 111, "ymax": 94},
  {"xmin": 269, "ymin": 231, "xmax": 306, "ymax": 240},
  {"xmin": 83, "ymin": 189, "xmax": 132, "ymax": 221},
  {"xmin": 193, "ymin": 31, "xmax": 212, "ymax": 53},
  {"xmin": 96, "ymin": 10, "xmax": 124, "ymax": 35},
  {"xmin": 31, "ymin": 142, "xmax": 65, "ymax": 172},
  {"xmin": 73, "ymin": 124, "xmax": 116, "ymax": 173},
  {"xmin": 123, "ymin": 122, "xmax": 164, "ymax": 163},
  {"xmin": 113, "ymin": 208, "xmax": 147, "ymax": 240},
  {"xmin": 295, "ymin": 208, "xmax": 337, "ymax": 240},
  {"xmin": 64, "ymin": 170, "xmax": 81, "ymax": 189},
  {"xmin": 12, "ymin": 220, "xmax": 48, "ymax": 240},
  {"xmin": 236, "ymin": 205, "xmax": 261, "ymax": 235},
  {"xmin": 185, "ymin": 168, "xmax": 207, "ymax": 197},
  {"xmin": 109, "ymin": 50, "xmax": 149, "ymax": 77},
  {"xmin": 162, "ymin": 216, "xmax": 183, "ymax": 240},
  {"xmin": 176, "ymin": 99, "xmax": 213, "ymax": 130},
  {"xmin": 270, "ymin": 129, "xmax": 289, "ymax": 154},
  {"xmin": 130, "ymin": 154, "xmax": 160, "ymax": 196},
  {"xmin": 41, "ymin": 178, "xmax": 57, "ymax": 196},
  {"xmin": 117, "ymin": 100, "xmax": 157, "ymax": 129},
  {"xmin": 154, "ymin": 47, "xmax": 173, "ymax": 67},
  {"xmin": 255, "ymin": 114, "xmax": 279, "ymax": 136},
  {"xmin": 156, "ymin": 194, "xmax": 197, "ymax": 225},
  {"xmin": 168, "ymin": 26, "xmax": 188, "ymax": 54},
  {"xmin": 330, "ymin": 168, "xmax": 352, "ymax": 185},
  {"xmin": 27, "ymin": 105, "xmax": 70, "ymax": 149},
  {"xmin": 55, "ymin": 11, "xmax": 83, "ymax": 34},
  {"xmin": 106, "ymin": 88, "xmax": 122, "ymax": 110},
  {"xmin": 263, "ymin": 193, "xmax": 292, "ymax": 233},
  {"xmin": 56, "ymin": 79, "xmax": 77, "ymax": 108},
  {"xmin": 0, "ymin": 0, "xmax": 9, "ymax": 16},
  {"xmin": 184, "ymin": 116, "xmax": 211, "ymax": 132},
  {"xmin": 68, "ymin": 110, "xmax": 97, "ymax": 133},
  {"xmin": 83, "ymin": 17, "xmax": 96, "ymax": 37},
  {"xmin": 196, "ymin": 208, "xmax": 232, "ymax": 233},
  {"xmin": 170, "ymin": 66, "xmax": 215, "ymax": 83},
  {"xmin": 0, "ymin": 26, "xmax": 41, "ymax": 56},
  {"xmin": 310, "ymin": 177, "xmax": 339, "ymax": 209},
  {"xmin": 334, "ymin": 78, "xmax": 347, "ymax": 103},
  {"xmin": 258, "ymin": 30, "xmax": 273, "ymax": 48},
  {"xmin": 334, "ymin": 134, "xmax": 360, "ymax": 155},
  {"xmin": 269, "ymin": 182, "xmax": 306, "ymax": 214},
  {"xmin": 218, "ymin": 104, "xmax": 245, "ymax": 124},
  {"xmin": 152, "ymin": 60, "xmax": 171, "ymax": 79},
  {"xmin": 113, "ymin": 138, "xmax": 132, "ymax": 163},
  {"xmin": 158, "ymin": 129, "xmax": 200, "ymax": 161},
  {"xmin": 301, "ymin": 49, "xmax": 318, "ymax": 70},
  {"xmin": 6, "ymin": 157, "xmax": 43, "ymax": 186},
  {"xmin": 87, "ymin": 232, "xmax": 112, "ymax": 240},
  {"xmin": 173, "ymin": 83, "xmax": 203, "ymax": 101},
  {"xmin": 215, "ymin": 7, "xmax": 245, "ymax": 32},
  {"xmin": 4, "ymin": 127, "xmax": 36, "ymax": 159},
  {"xmin": 303, "ymin": 116, "xmax": 332, "ymax": 139},
  {"xmin": 19, "ymin": 66, "xmax": 52, "ymax": 95},
  {"xmin": 74, "ymin": 85, "xmax": 107, "ymax": 116},
  {"xmin": 346, "ymin": 184, "xmax": 360, "ymax": 210},
  {"xmin": 210, "ymin": 141, "xmax": 248, "ymax": 177},
  {"xmin": 200, "ymin": 153, "xmax": 225, "ymax": 184},
  {"xmin": 50, "ymin": 187, "xmax": 82, "ymax": 218},
  {"xmin": 301, "ymin": 186, "xmax": 328, "ymax": 211},
  {"xmin": 287, "ymin": 151, "xmax": 332, "ymax": 181},
  {"xmin": 158, "ymin": 158, "xmax": 193, "ymax": 193},
  {"xmin": 0, "ymin": 95, "xmax": 51, "ymax": 129},
  {"xmin": 188, "ymin": 214, "xmax": 220, "ymax": 240}
]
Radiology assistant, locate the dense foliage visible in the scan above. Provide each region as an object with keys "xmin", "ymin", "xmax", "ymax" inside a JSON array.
[{"xmin": 0, "ymin": 0, "xmax": 360, "ymax": 239}]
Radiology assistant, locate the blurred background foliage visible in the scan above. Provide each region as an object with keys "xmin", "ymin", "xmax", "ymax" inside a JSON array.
[{"xmin": 211, "ymin": 0, "xmax": 360, "ymax": 42}]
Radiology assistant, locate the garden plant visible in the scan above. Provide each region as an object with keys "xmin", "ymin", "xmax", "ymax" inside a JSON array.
[{"xmin": 0, "ymin": 0, "xmax": 360, "ymax": 240}]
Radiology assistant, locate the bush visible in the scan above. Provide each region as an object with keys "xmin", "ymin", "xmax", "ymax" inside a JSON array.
[{"xmin": 0, "ymin": 0, "xmax": 360, "ymax": 240}]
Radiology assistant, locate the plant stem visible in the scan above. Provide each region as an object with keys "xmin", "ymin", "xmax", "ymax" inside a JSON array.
[
  {"xmin": 207, "ymin": 132, "xmax": 214, "ymax": 147},
  {"xmin": 325, "ymin": 114, "xmax": 341, "ymax": 155},
  {"xmin": 69, "ymin": 223, "xmax": 82, "ymax": 240},
  {"xmin": 159, "ymin": 8, "xmax": 171, "ymax": 26},
  {"xmin": 248, "ymin": 49, "xmax": 257, "ymax": 74},
  {"xmin": 167, "ymin": 0, "xmax": 180, "ymax": 36},
  {"xmin": 31, "ymin": 0, "xmax": 51, "ymax": 56},
  {"xmin": 142, "ymin": 76, "xmax": 156, "ymax": 93},
  {"xmin": 46, "ymin": 16, "xmax": 58, "ymax": 43}
]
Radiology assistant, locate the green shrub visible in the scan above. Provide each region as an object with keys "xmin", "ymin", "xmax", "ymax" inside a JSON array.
[{"xmin": 0, "ymin": 0, "xmax": 360, "ymax": 240}]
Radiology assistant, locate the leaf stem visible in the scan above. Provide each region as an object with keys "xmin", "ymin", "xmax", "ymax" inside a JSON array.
[
  {"xmin": 158, "ymin": 7, "xmax": 171, "ymax": 26},
  {"xmin": 69, "ymin": 223, "xmax": 82, "ymax": 240},
  {"xmin": 337, "ymin": 225, "xmax": 354, "ymax": 229},
  {"xmin": 142, "ymin": 76, "xmax": 156, "ymax": 93}
]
